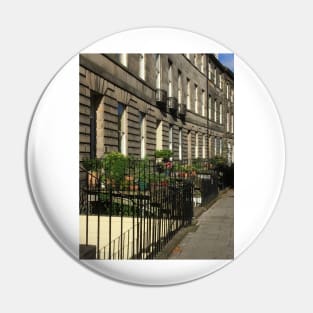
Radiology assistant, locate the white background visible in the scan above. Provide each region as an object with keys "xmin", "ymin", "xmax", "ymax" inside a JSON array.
[{"xmin": 0, "ymin": 0, "xmax": 312, "ymax": 312}]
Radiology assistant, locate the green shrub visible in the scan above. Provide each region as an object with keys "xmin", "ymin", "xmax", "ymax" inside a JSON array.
[
  {"xmin": 155, "ymin": 149, "xmax": 173, "ymax": 161},
  {"xmin": 210, "ymin": 156, "xmax": 228, "ymax": 168},
  {"xmin": 103, "ymin": 152, "xmax": 128, "ymax": 188}
]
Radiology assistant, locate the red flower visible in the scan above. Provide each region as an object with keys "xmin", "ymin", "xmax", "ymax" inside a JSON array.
[{"xmin": 165, "ymin": 161, "xmax": 172, "ymax": 169}]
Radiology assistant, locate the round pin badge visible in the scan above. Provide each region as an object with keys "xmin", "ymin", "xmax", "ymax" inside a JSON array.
[{"xmin": 26, "ymin": 27, "xmax": 285, "ymax": 286}]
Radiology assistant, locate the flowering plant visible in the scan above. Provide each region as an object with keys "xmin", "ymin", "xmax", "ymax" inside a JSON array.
[{"xmin": 165, "ymin": 161, "xmax": 172, "ymax": 169}]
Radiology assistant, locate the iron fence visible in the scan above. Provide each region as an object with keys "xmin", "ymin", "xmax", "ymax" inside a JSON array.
[{"xmin": 79, "ymin": 157, "xmax": 232, "ymax": 259}]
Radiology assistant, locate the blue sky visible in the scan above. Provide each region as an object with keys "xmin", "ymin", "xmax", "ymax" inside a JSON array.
[{"xmin": 218, "ymin": 54, "xmax": 234, "ymax": 72}]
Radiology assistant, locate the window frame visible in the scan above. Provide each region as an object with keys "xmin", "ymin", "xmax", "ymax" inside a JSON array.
[
  {"xmin": 139, "ymin": 112, "xmax": 146, "ymax": 158},
  {"xmin": 139, "ymin": 53, "xmax": 145, "ymax": 80}
]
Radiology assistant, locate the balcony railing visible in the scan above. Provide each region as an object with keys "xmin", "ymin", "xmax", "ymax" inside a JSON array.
[
  {"xmin": 156, "ymin": 89, "xmax": 167, "ymax": 110},
  {"xmin": 167, "ymin": 97, "xmax": 178, "ymax": 113},
  {"xmin": 178, "ymin": 103, "xmax": 187, "ymax": 117}
]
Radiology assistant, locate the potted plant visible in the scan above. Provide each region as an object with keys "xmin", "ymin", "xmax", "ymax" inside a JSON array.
[
  {"xmin": 103, "ymin": 152, "xmax": 128, "ymax": 190},
  {"xmin": 191, "ymin": 166, "xmax": 197, "ymax": 177},
  {"xmin": 158, "ymin": 173, "xmax": 169, "ymax": 187},
  {"xmin": 155, "ymin": 149, "xmax": 173, "ymax": 162}
]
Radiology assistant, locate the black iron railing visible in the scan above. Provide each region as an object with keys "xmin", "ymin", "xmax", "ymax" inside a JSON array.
[
  {"xmin": 156, "ymin": 89, "xmax": 167, "ymax": 111},
  {"xmin": 79, "ymin": 158, "xmax": 232, "ymax": 259}
]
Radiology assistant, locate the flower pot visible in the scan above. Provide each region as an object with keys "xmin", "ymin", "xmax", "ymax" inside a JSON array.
[
  {"xmin": 139, "ymin": 181, "xmax": 149, "ymax": 191},
  {"xmin": 125, "ymin": 175, "xmax": 134, "ymax": 182},
  {"xmin": 160, "ymin": 180, "xmax": 168, "ymax": 187},
  {"xmin": 129, "ymin": 184, "xmax": 138, "ymax": 191}
]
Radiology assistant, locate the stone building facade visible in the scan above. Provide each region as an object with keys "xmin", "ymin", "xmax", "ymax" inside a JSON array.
[{"xmin": 79, "ymin": 53, "xmax": 234, "ymax": 167}]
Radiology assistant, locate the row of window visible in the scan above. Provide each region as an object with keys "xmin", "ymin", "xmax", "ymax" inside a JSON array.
[
  {"xmin": 159, "ymin": 122, "xmax": 217, "ymax": 160},
  {"xmin": 118, "ymin": 103, "xmax": 147, "ymax": 158},
  {"xmin": 120, "ymin": 54, "xmax": 233, "ymax": 88},
  {"xmin": 120, "ymin": 53, "xmax": 146, "ymax": 80},
  {"xmin": 185, "ymin": 54, "xmax": 206, "ymax": 73},
  {"xmin": 148, "ymin": 54, "xmax": 208, "ymax": 117},
  {"xmin": 208, "ymin": 96, "xmax": 234, "ymax": 131},
  {"xmin": 165, "ymin": 124, "xmax": 226, "ymax": 160},
  {"xmin": 120, "ymin": 54, "xmax": 233, "ymax": 119},
  {"xmin": 118, "ymin": 102, "xmax": 230, "ymax": 160},
  {"xmin": 167, "ymin": 57, "xmax": 211, "ymax": 117},
  {"xmin": 185, "ymin": 54, "xmax": 234, "ymax": 102},
  {"xmin": 208, "ymin": 61, "xmax": 234, "ymax": 101}
]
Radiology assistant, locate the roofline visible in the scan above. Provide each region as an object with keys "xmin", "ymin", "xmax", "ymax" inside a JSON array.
[{"xmin": 208, "ymin": 54, "xmax": 234, "ymax": 78}]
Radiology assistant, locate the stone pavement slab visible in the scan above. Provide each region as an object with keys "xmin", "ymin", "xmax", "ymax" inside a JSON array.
[{"xmin": 169, "ymin": 189, "xmax": 234, "ymax": 259}]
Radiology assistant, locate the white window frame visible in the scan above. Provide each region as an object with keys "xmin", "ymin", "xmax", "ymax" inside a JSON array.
[
  {"xmin": 179, "ymin": 128, "xmax": 182, "ymax": 160},
  {"xmin": 117, "ymin": 103, "xmax": 127, "ymax": 155},
  {"xmin": 155, "ymin": 54, "xmax": 161, "ymax": 89},
  {"xmin": 214, "ymin": 68, "xmax": 217, "ymax": 85},
  {"xmin": 208, "ymin": 61, "xmax": 212, "ymax": 80},
  {"xmin": 187, "ymin": 131, "xmax": 192, "ymax": 161},
  {"xmin": 178, "ymin": 71, "xmax": 182, "ymax": 104},
  {"xmin": 194, "ymin": 84, "xmax": 198, "ymax": 114},
  {"xmin": 214, "ymin": 137, "xmax": 217, "ymax": 156},
  {"xmin": 219, "ymin": 138, "xmax": 223, "ymax": 155},
  {"xmin": 156, "ymin": 120, "xmax": 163, "ymax": 150},
  {"xmin": 208, "ymin": 95, "xmax": 212, "ymax": 120},
  {"xmin": 208, "ymin": 136, "xmax": 212, "ymax": 158},
  {"xmin": 139, "ymin": 54, "xmax": 145, "ymax": 80},
  {"xmin": 120, "ymin": 54, "xmax": 128, "ymax": 67},
  {"xmin": 195, "ymin": 132, "xmax": 199, "ymax": 159},
  {"xmin": 201, "ymin": 90, "xmax": 205, "ymax": 116},
  {"xmin": 214, "ymin": 100, "xmax": 217, "ymax": 122},
  {"xmin": 226, "ymin": 112, "xmax": 230, "ymax": 132},
  {"xmin": 169, "ymin": 125, "xmax": 173, "ymax": 151},
  {"xmin": 168, "ymin": 60, "xmax": 173, "ymax": 97},
  {"xmin": 186, "ymin": 78, "xmax": 190, "ymax": 110},
  {"xmin": 202, "ymin": 134, "xmax": 206, "ymax": 158},
  {"xmin": 139, "ymin": 112, "xmax": 146, "ymax": 158},
  {"xmin": 201, "ymin": 54, "xmax": 205, "ymax": 73},
  {"xmin": 219, "ymin": 103, "xmax": 223, "ymax": 124}
]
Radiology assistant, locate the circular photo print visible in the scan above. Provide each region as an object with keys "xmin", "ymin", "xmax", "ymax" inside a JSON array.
[{"xmin": 26, "ymin": 27, "xmax": 285, "ymax": 286}]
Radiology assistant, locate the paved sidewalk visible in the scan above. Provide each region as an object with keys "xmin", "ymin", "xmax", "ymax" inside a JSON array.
[{"xmin": 169, "ymin": 189, "xmax": 234, "ymax": 259}]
